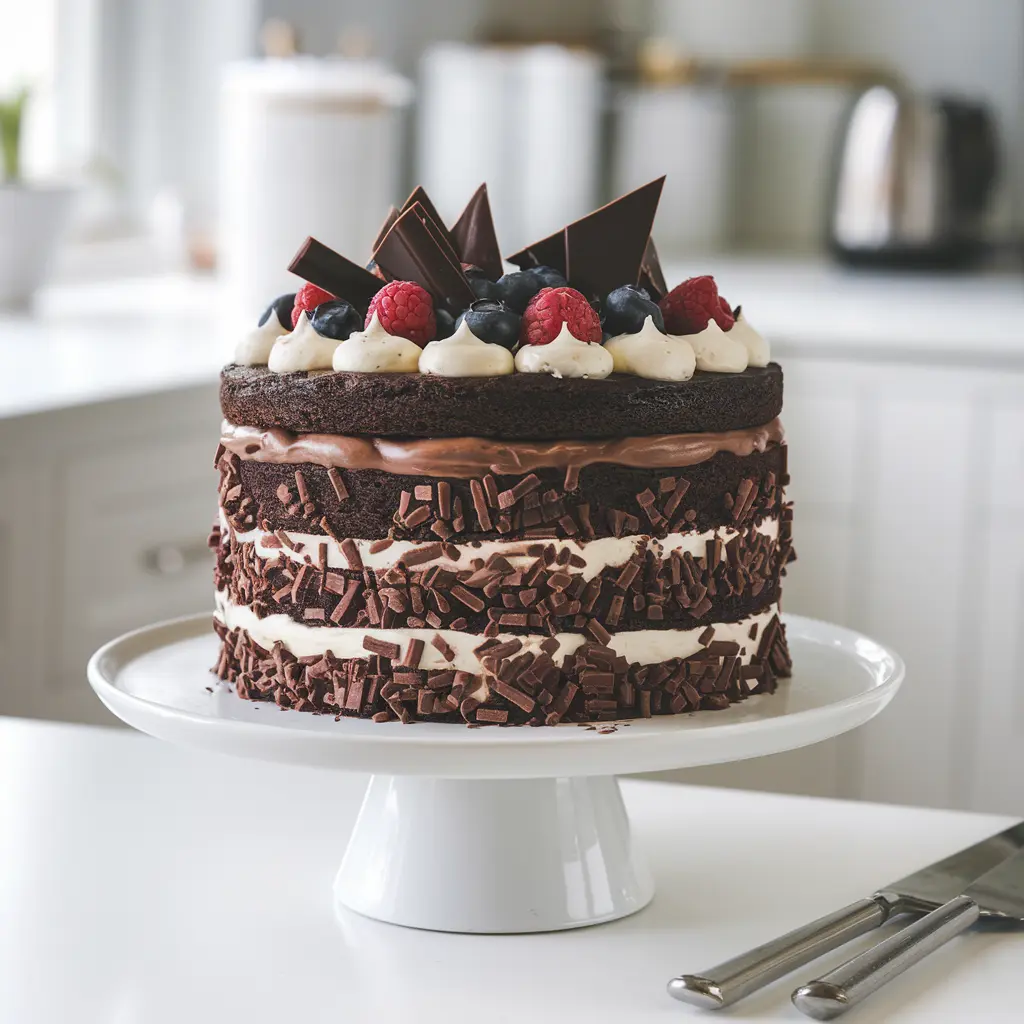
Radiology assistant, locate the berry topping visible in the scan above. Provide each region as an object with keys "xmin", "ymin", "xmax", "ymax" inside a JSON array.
[
  {"xmin": 465, "ymin": 267, "xmax": 502, "ymax": 302},
  {"xmin": 520, "ymin": 286, "xmax": 602, "ymax": 346},
  {"xmin": 259, "ymin": 292, "xmax": 296, "ymax": 331},
  {"xmin": 496, "ymin": 270, "xmax": 544, "ymax": 313},
  {"xmin": 292, "ymin": 283, "xmax": 336, "ymax": 328},
  {"xmin": 366, "ymin": 280, "xmax": 436, "ymax": 347},
  {"xmin": 434, "ymin": 307, "xmax": 456, "ymax": 339},
  {"xmin": 310, "ymin": 299, "xmax": 362, "ymax": 341},
  {"xmin": 719, "ymin": 295, "xmax": 735, "ymax": 325},
  {"xmin": 659, "ymin": 275, "xmax": 735, "ymax": 335},
  {"xmin": 603, "ymin": 284, "xmax": 664, "ymax": 337},
  {"xmin": 528, "ymin": 265, "xmax": 568, "ymax": 290},
  {"xmin": 456, "ymin": 299, "xmax": 522, "ymax": 350}
]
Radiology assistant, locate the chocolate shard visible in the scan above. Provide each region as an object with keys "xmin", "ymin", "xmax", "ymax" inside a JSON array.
[
  {"xmin": 400, "ymin": 185, "xmax": 455, "ymax": 248},
  {"xmin": 505, "ymin": 228, "xmax": 566, "ymax": 276},
  {"xmin": 373, "ymin": 203, "xmax": 475, "ymax": 308},
  {"xmin": 639, "ymin": 235, "xmax": 668, "ymax": 302},
  {"xmin": 372, "ymin": 205, "xmax": 401, "ymax": 251},
  {"xmin": 451, "ymin": 183, "xmax": 504, "ymax": 280},
  {"xmin": 565, "ymin": 177, "xmax": 665, "ymax": 299},
  {"xmin": 288, "ymin": 237, "xmax": 383, "ymax": 315}
]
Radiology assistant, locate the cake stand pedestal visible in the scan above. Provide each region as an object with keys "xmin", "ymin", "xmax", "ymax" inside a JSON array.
[{"xmin": 88, "ymin": 614, "xmax": 902, "ymax": 934}]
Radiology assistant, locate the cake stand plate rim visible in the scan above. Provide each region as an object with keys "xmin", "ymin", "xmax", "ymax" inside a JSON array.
[{"xmin": 87, "ymin": 612, "xmax": 903, "ymax": 778}]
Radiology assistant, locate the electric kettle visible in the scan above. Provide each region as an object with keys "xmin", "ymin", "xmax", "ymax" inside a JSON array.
[{"xmin": 828, "ymin": 84, "xmax": 998, "ymax": 268}]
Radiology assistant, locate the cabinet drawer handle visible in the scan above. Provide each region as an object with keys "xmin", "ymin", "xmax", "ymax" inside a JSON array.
[{"xmin": 140, "ymin": 540, "xmax": 211, "ymax": 576}]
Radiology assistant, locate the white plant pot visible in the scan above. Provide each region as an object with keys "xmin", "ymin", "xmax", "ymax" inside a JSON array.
[{"xmin": 0, "ymin": 184, "xmax": 74, "ymax": 307}]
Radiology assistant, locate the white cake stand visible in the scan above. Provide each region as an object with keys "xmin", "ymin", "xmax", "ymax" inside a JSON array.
[{"xmin": 88, "ymin": 613, "xmax": 902, "ymax": 934}]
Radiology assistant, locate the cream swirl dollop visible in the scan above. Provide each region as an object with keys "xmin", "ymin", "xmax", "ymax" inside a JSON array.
[
  {"xmin": 332, "ymin": 311, "xmax": 422, "ymax": 373},
  {"xmin": 687, "ymin": 318, "xmax": 749, "ymax": 373},
  {"xmin": 418, "ymin": 319, "xmax": 514, "ymax": 377},
  {"xmin": 235, "ymin": 315, "xmax": 289, "ymax": 366},
  {"xmin": 513, "ymin": 322, "xmax": 613, "ymax": 379},
  {"xmin": 267, "ymin": 312, "xmax": 338, "ymax": 372},
  {"xmin": 603, "ymin": 315, "xmax": 696, "ymax": 382},
  {"xmin": 727, "ymin": 310, "xmax": 770, "ymax": 367}
]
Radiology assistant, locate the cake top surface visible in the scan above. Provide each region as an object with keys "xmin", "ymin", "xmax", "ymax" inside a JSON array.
[{"xmin": 227, "ymin": 176, "xmax": 777, "ymax": 437}]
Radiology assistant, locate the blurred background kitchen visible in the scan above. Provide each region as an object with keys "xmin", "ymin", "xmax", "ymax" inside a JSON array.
[{"xmin": 1, "ymin": 0, "xmax": 1021, "ymax": 814}]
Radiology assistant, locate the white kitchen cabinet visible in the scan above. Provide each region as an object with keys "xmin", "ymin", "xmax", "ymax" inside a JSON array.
[
  {"xmin": 0, "ymin": 384, "xmax": 220, "ymax": 725},
  {"xmin": 667, "ymin": 354, "xmax": 1024, "ymax": 815}
]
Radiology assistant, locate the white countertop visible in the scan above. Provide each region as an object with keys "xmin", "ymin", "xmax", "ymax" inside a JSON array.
[
  {"xmin": 0, "ymin": 716, "xmax": 1020, "ymax": 1023},
  {"xmin": 0, "ymin": 259, "xmax": 1021, "ymax": 420},
  {"xmin": 0, "ymin": 275, "xmax": 226, "ymax": 420}
]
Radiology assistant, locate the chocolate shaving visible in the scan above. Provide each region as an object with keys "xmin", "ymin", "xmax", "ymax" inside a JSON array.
[
  {"xmin": 327, "ymin": 468, "xmax": 349, "ymax": 502},
  {"xmin": 373, "ymin": 202, "xmax": 474, "ymax": 308},
  {"xmin": 362, "ymin": 636, "xmax": 400, "ymax": 660},
  {"xmin": 450, "ymin": 183, "xmax": 503, "ymax": 280},
  {"xmin": 565, "ymin": 177, "xmax": 665, "ymax": 298},
  {"xmin": 288, "ymin": 236, "xmax": 382, "ymax": 314},
  {"xmin": 340, "ymin": 539, "xmax": 363, "ymax": 570}
]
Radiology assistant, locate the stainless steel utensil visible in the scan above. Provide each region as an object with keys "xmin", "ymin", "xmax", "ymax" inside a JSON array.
[
  {"xmin": 793, "ymin": 846, "xmax": 1024, "ymax": 1020},
  {"xmin": 666, "ymin": 822, "xmax": 1024, "ymax": 1009}
]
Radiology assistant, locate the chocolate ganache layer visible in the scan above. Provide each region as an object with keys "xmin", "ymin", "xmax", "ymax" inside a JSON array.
[{"xmin": 220, "ymin": 363, "xmax": 783, "ymax": 439}]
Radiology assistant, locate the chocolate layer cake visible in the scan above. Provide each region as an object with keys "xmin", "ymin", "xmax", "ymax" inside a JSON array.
[{"xmin": 211, "ymin": 179, "xmax": 793, "ymax": 724}]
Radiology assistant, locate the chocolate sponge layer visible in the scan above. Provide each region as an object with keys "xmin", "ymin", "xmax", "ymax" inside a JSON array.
[{"xmin": 220, "ymin": 363, "xmax": 784, "ymax": 440}]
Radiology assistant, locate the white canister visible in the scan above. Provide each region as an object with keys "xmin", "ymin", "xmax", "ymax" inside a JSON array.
[
  {"xmin": 219, "ymin": 58, "xmax": 411, "ymax": 319},
  {"xmin": 613, "ymin": 84, "xmax": 736, "ymax": 256},
  {"xmin": 418, "ymin": 44, "xmax": 604, "ymax": 256}
]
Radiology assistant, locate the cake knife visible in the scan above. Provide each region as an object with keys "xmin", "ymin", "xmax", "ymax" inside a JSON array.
[
  {"xmin": 666, "ymin": 821, "xmax": 1024, "ymax": 1010},
  {"xmin": 792, "ymin": 845, "xmax": 1024, "ymax": 1019}
]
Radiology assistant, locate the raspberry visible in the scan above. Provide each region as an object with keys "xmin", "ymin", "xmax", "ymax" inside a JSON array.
[
  {"xmin": 292, "ymin": 282, "xmax": 336, "ymax": 328},
  {"xmin": 659, "ymin": 275, "xmax": 735, "ymax": 335},
  {"xmin": 520, "ymin": 287, "xmax": 602, "ymax": 346},
  {"xmin": 367, "ymin": 280, "xmax": 436, "ymax": 347}
]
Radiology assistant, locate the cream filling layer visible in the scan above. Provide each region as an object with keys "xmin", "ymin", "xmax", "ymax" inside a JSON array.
[
  {"xmin": 219, "ymin": 511, "xmax": 779, "ymax": 581},
  {"xmin": 214, "ymin": 591, "xmax": 778, "ymax": 672}
]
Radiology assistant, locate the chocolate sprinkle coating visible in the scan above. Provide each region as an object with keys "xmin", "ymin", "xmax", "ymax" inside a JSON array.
[
  {"xmin": 221, "ymin": 364, "xmax": 784, "ymax": 440},
  {"xmin": 212, "ymin": 613, "xmax": 792, "ymax": 725}
]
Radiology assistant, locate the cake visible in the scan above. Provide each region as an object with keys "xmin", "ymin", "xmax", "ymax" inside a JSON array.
[{"xmin": 211, "ymin": 177, "xmax": 794, "ymax": 725}]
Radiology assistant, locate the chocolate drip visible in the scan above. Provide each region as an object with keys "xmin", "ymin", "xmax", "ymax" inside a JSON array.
[{"xmin": 221, "ymin": 418, "xmax": 785, "ymax": 478}]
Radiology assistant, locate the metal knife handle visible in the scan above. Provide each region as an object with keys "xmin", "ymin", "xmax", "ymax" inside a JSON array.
[
  {"xmin": 666, "ymin": 897, "xmax": 892, "ymax": 1009},
  {"xmin": 792, "ymin": 895, "xmax": 980, "ymax": 1020}
]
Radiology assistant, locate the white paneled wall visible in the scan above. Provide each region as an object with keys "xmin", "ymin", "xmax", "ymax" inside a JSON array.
[{"xmin": 666, "ymin": 353, "xmax": 1024, "ymax": 815}]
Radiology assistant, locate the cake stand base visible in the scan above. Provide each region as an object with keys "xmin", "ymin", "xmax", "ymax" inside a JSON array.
[
  {"xmin": 335, "ymin": 774, "xmax": 652, "ymax": 932},
  {"xmin": 88, "ymin": 613, "xmax": 903, "ymax": 935}
]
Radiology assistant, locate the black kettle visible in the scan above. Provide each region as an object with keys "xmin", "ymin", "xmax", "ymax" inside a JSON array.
[{"xmin": 828, "ymin": 84, "xmax": 998, "ymax": 268}]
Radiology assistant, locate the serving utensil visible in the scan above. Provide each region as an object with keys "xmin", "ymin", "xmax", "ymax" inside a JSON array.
[{"xmin": 667, "ymin": 822, "xmax": 1024, "ymax": 1009}]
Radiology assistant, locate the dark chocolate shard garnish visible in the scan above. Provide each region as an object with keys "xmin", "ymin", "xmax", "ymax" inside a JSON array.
[
  {"xmin": 451, "ymin": 183, "xmax": 503, "ymax": 280},
  {"xmin": 288, "ymin": 236, "xmax": 383, "ymax": 315},
  {"xmin": 408, "ymin": 202, "xmax": 466, "ymax": 280},
  {"xmin": 639, "ymin": 236, "xmax": 668, "ymax": 302},
  {"xmin": 373, "ymin": 203, "xmax": 475, "ymax": 309},
  {"xmin": 372, "ymin": 205, "xmax": 400, "ymax": 251},
  {"xmin": 505, "ymin": 228, "xmax": 566, "ymax": 276},
  {"xmin": 400, "ymin": 185, "xmax": 455, "ymax": 249},
  {"xmin": 565, "ymin": 177, "xmax": 665, "ymax": 299}
]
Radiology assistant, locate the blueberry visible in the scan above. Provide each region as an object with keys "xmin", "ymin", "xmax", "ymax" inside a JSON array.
[
  {"xmin": 469, "ymin": 276, "xmax": 502, "ymax": 301},
  {"xmin": 496, "ymin": 271, "xmax": 544, "ymax": 313},
  {"xmin": 456, "ymin": 299, "xmax": 521, "ymax": 350},
  {"xmin": 311, "ymin": 299, "xmax": 362, "ymax": 340},
  {"xmin": 527, "ymin": 265, "xmax": 567, "ymax": 290},
  {"xmin": 259, "ymin": 293, "xmax": 296, "ymax": 330},
  {"xmin": 602, "ymin": 285, "xmax": 664, "ymax": 337},
  {"xmin": 434, "ymin": 308, "xmax": 456, "ymax": 339}
]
